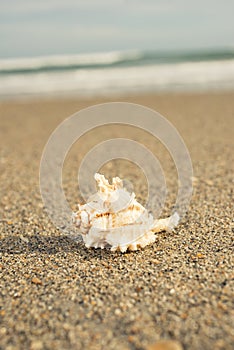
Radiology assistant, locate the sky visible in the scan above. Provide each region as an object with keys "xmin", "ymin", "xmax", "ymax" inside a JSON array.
[{"xmin": 0, "ymin": 0, "xmax": 234, "ymax": 58}]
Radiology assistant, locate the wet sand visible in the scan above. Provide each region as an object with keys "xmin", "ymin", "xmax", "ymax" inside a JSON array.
[{"xmin": 0, "ymin": 92, "xmax": 233, "ymax": 350}]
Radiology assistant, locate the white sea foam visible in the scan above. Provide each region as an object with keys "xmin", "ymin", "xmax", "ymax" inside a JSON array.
[
  {"xmin": 0, "ymin": 56, "xmax": 234, "ymax": 99},
  {"xmin": 0, "ymin": 50, "xmax": 142, "ymax": 72}
]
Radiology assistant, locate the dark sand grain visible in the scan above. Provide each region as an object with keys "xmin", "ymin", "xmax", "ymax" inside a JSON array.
[{"xmin": 0, "ymin": 93, "xmax": 233, "ymax": 350}]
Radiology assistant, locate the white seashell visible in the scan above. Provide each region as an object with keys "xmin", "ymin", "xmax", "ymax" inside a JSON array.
[{"xmin": 72, "ymin": 173, "xmax": 180, "ymax": 252}]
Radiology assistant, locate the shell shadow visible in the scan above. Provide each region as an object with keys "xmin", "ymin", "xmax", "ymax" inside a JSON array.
[{"xmin": 0, "ymin": 234, "xmax": 124, "ymax": 260}]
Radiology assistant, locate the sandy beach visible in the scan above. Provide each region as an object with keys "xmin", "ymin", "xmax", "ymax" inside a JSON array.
[{"xmin": 0, "ymin": 92, "xmax": 233, "ymax": 350}]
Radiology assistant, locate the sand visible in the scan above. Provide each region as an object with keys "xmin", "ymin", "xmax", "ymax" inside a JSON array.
[{"xmin": 0, "ymin": 92, "xmax": 233, "ymax": 350}]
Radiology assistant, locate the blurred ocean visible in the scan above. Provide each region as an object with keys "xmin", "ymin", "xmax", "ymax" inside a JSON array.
[{"xmin": 1, "ymin": 49, "xmax": 234, "ymax": 99}]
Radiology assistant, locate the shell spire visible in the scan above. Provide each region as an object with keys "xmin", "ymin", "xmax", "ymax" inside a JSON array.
[{"xmin": 72, "ymin": 173, "xmax": 180, "ymax": 252}]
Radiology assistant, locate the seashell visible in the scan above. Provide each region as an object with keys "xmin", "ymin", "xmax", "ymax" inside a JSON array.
[{"xmin": 72, "ymin": 173, "xmax": 180, "ymax": 252}]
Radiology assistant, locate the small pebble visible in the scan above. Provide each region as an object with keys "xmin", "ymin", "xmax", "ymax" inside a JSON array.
[
  {"xmin": 31, "ymin": 277, "xmax": 42, "ymax": 285},
  {"xmin": 146, "ymin": 340, "xmax": 183, "ymax": 350}
]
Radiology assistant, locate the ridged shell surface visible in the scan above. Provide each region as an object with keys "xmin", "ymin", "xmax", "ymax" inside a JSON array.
[{"xmin": 72, "ymin": 173, "xmax": 179, "ymax": 252}]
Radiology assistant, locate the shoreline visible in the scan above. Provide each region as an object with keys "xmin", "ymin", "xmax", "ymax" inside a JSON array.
[
  {"xmin": 1, "ymin": 89, "xmax": 234, "ymax": 112},
  {"xmin": 1, "ymin": 85, "xmax": 234, "ymax": 103}
]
